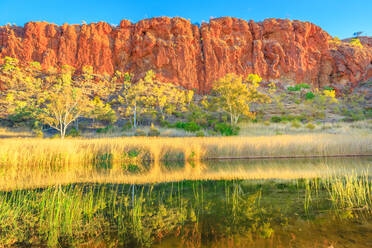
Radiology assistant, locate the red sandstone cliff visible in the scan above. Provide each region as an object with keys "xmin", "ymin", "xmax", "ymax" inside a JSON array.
[{"xmin": 0, "ymin": 17, "xmax": 371, "ymax": 92}]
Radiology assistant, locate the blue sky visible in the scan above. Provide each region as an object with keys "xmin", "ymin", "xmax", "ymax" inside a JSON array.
[{"xmin": 0, "ymin": 0, "xmax": 371, "ymax": 39}]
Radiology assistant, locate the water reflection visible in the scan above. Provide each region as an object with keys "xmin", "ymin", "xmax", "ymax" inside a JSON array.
[
  {"xmin": 0, "ymin": 157, "xmax": 370, "ymax": 190},
  {"xmin": 1, "ymin": 178, "xmax": 371, "ymax": 247}
]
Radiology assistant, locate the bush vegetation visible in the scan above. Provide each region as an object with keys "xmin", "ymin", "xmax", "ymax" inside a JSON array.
[{"xmin": 0, "ymin": 56, "xmax": 370, "ymax": 138}]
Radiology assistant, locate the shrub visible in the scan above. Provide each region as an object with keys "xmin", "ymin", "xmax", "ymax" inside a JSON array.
[
  {"xmin": 271, "ymin": 116, "xmax": 282, "ymax": 123},
  {"xmin": 305, "ymin": 92, "xmax": 315, "ymax": 100},
  {"xmin": 121, "ymin": 122, "xmax": 132, "ymax": 131},
  {"xmin": 263, "ymin": 120, "xmax": 270, "ymax": 126},
  {"xmin": 67, "ymin": 127, "xmax": 80, "ymax": 137},
  {"xmin": 96, "ymin": 125, "xmax": 113, "ymax": 134},
  {"xmin": 184, "ymin": 122, "xmax": 201, "ymax": 132},
  {"xmin": 175, "ymin": 121, "xmax": 201, "ymax": 132},
  {"xmin": 305, "ymin": 123, "xmax": 316, "ymax": 130},
  {"xmin": 134, "ymin": 129, "xmax": 146, "ymax": 136},
  {"xmin": 195, "ymin": 131, "xmax": 205, "ymax": 137},
  {"xmin": 159, "ymin": 120, "xmax": 170, "ymax": 127},
  {"xmin": 207, "ymin": 130, "xmax": 218, "ymax": 136},
  {"xmin": 214, "ymin": 123, "xmax": 239, "ymax": 136},
  {"xmin": 32, "ymin": 129, "xmax": 44, "ymax": 137},
  {"xmin": 175, "ymin": 121, "xmax": 186, "ymax": 129},
  {"xmin": 147, "ymin": 125, "xmax": 160, "ymax": 137},
  {"xmin": 126, "ymin": 164, "xmax": 140, "ymax": 173},
  {"xmin": 349, "ymin": 38, "xmax": 363, "ymax": 48},
  {"xmin": 291, "ymin": 120, "xmax": 301, "ymax": 128},
  {"xmin": 8, "ymin": 107, "xmax": 34, "ymax": 127}
]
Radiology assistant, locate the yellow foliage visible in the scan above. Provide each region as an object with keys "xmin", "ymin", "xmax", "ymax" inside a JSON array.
[
  {"xmin": 323, "ymin": 89, "xmax": 338, "ymax": 103},
  {"xmin": 349, "ymin": 39, "xmax": 363, "ymax": 48},
  {"xmin": 213, "ymin": 73, "xmax": 270, "ymax": 125}
]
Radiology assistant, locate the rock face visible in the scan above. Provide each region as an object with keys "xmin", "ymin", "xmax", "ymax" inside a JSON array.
[{"xmin": 0, "ymin": 17, "xmax": 371, "ymax": 92}]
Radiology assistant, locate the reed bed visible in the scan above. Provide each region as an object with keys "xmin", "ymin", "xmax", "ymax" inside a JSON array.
[
  {"xmin": 0, "ymin": 134, "xmax": 370, "ymax": 190},
  {"xmin": 1, "ymin": 134, "xmax": 371, "ymax": 166}
]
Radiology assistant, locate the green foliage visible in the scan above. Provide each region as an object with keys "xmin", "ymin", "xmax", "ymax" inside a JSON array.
[
  {"xmin": 91, "ymin": 97, "xmax": 117, "ymax": 124},
  {"xmin": 323, "ymin": 86, "xmax": 334, "ymax": 91},
  {"xmin": 287, "ymin": 83, "xmax": 311, "ymax": 91},
  {"xmin": 186, "ymin": 103, "xmax": 208, "ymax": 127},
  {"xmin": 147, "ymin": 125, "xmax": 160, "ymax": 137},
  {"xmin": 67, "ymin": 127, "xmax": 80, "ymax": 137},
  {"xmin": 291, "ymin": 120, "xmax": 302, "ymax": 128},
  {"xmin": 214, "ymin": 123, "xmax": 239, "ymax": 136},
  {"xmin": 134, "ymin": 129, "xmax": 146, "ymax": 136},
  {"xmin": 195, "ymin": 130, "xmax": 205, "ymax": 137},
  {"xmin": 271, "ymin": 116, "xmax": 282, "ymax": 123},
  {"xmin": 207, "ymin": 130, "xmax": 218, "ymax": 136},
  {"xmin": 121, "ymin": 122, "xmax": 132, "ymax": 131},
  {"xmin": 96, "ymin": 125, "xmax": 114, "ymax": 134},
  {"xmin": 305, "ymin": 92, "xmax": 315, "ymax": 100},
  {"xmin": 184, "ymin": 122, "xmax": 201, "ymax": 132},
  {"xmin": 8, "ymin": 107, "xmax": 35, "ymax": 126},
  {"xmin": 174, "ymin": 121, "xmax": 201, "ymax": 132},
  {"xmin": 305, "ymin": 123, "xmax": 316, "ymax": 130}
]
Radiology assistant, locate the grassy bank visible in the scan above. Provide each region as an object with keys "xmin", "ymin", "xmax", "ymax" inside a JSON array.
[{"xmin": 1, "ymin": 134, "xmax": 371, "ymax": 165}]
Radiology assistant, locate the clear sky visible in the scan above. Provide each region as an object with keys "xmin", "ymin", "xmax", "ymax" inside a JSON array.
[{"xmin": 0, "ymin": 0, "xmax": 371, "ymax": 39}]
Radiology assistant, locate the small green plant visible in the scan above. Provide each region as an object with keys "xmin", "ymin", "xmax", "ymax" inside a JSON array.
[
  {"xmin": 96, "ymin": 125, "xmax": 114, "ymax": 134},
  {"xmin": 263, "ymin": 120, "xmax": 270, "ymax": 126},
  {"xmin": 147, "ymin": 124, "xmax": 160, "ymax": 137},
  {"xmin": 121, "ymin": 122, "xmax": 132, "ymax": 131},
  {"xmin": 184, "ymin": 122, "xmax": 201, "ymax": 132},
  {"xmin": 291, "ymin": 120, "xmax": 301, "ymax": 128},
  {"xmin": 67, "ymin": 127, "xmax": 80, "ymax": 137},
  {"xmin": 214, "ymin": 123, "xmax": 239, "ymax": 136},
  {"xmin": 323, "ymin": 86, "xmax": 334, "ymax": 91},
  {"xmin": 134, "ymin": 129, "xmax": 146, "ymax": 136},
  {"xmin": 305, "ymin": 123, "xmax": 316, "ymax": 130},
  {"xmin": 195, "ymin": 130, "xmax": 205, "ymax": 137},
  {"xmin": 175, "ymin": 121, "xmax": 201, "ymax": 132},
  {"xmin": 287, "ymin": 83, "xmax": 311, "ymax": 92},
  {"xmin": 207, "ymin": 130, "xmax": 218, "ymax": 136},
  {"xmin": 271, "ymin": 116, "xmax": 282, "ymax": 123},
  {"xmin": 305, "ymin": 92, "xmax": 315, "ymax": 100}
]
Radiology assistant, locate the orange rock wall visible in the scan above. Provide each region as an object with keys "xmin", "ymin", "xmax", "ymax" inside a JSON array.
[{"xmin": 0, "ymin": 17, "xmax": 371, "ymax": 92}]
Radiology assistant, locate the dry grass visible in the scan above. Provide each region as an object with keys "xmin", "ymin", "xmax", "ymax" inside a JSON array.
[
  {"xmin": 0, "ymin": 133, "xmax": 371, "ymax": 190},
  {"xmin": 1, "ymin": 134, "xmax": 371, "ymax": 165},
  {"xmin": 239, "ymin": 120, "xmax": 372, "ymax": 136},
  {"xmin": 0, "ymin": 127, "xmax": 33, "ymax": 138}
]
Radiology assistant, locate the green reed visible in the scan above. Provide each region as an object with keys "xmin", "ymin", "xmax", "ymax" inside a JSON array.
[
  {"xmin": 0, "ymin": 174, "xmax": 371, "ymax": 247},
  {"xmin": 0, "ymin": 181, "xmax": 275, "ymax": 247}
]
